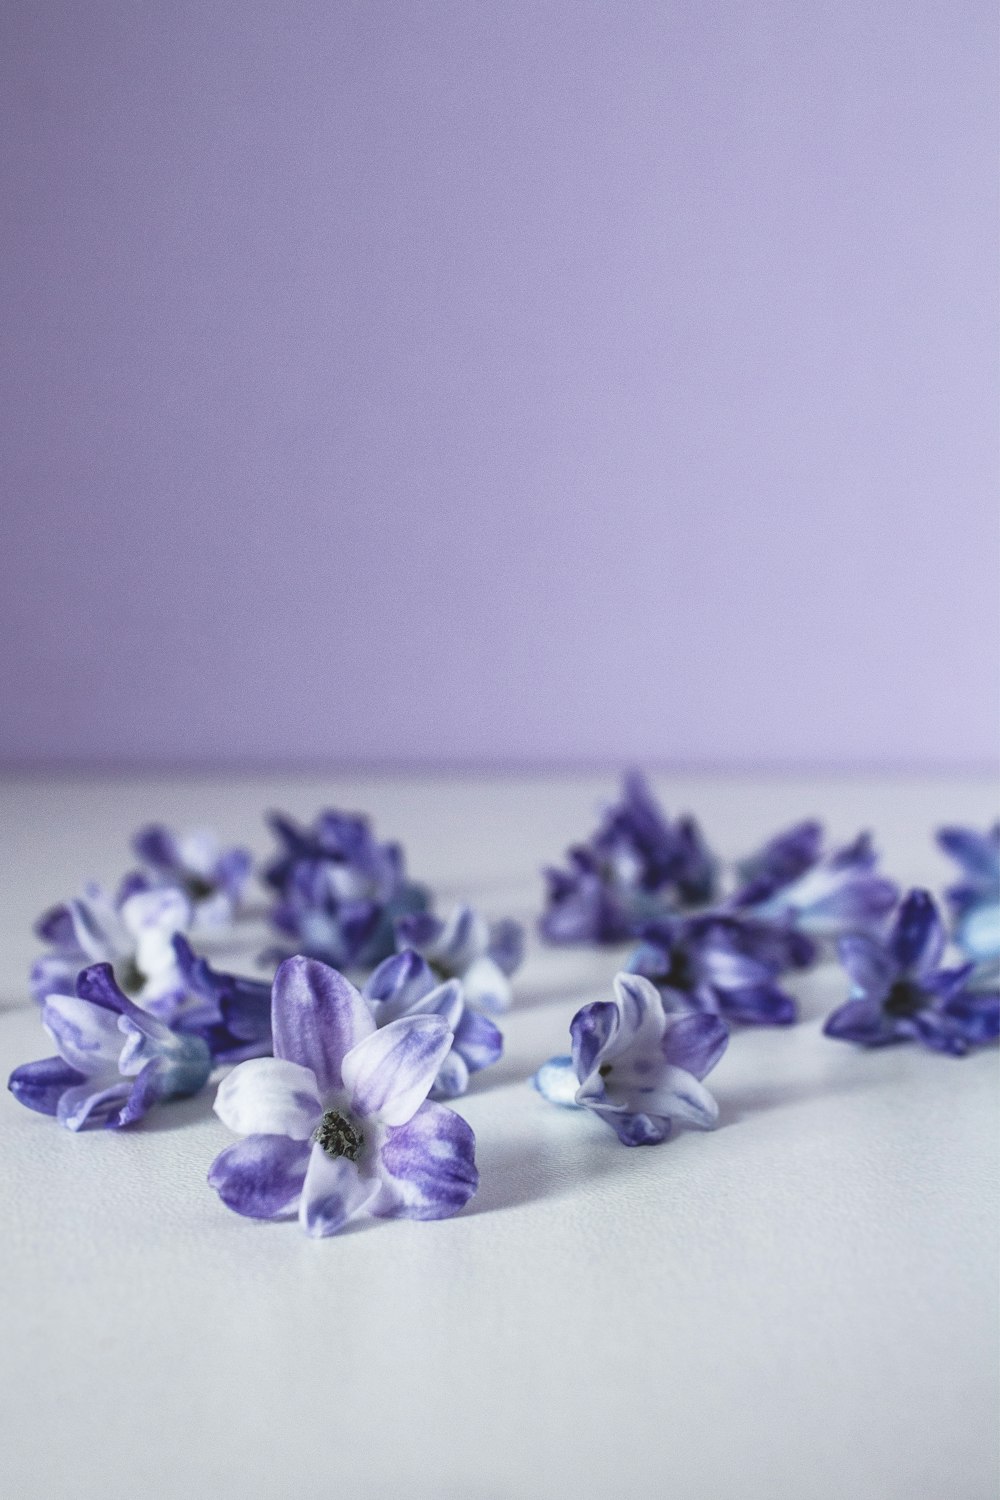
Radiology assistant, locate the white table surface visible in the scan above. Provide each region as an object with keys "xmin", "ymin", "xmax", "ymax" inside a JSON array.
[{"xmin": 1, "ymin": 772, "xmax": 997, "ymax": 1500}]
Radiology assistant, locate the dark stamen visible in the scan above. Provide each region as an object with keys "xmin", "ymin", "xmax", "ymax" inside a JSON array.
[{"xmin": 312, "ymin": 1109, "xmax": 365, "ymax": 1162}]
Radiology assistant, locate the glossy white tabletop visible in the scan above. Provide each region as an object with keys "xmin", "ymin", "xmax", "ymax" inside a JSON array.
[{"xmin": 1, "ymin": 772, "xmax": 996, "ymax": 1500}]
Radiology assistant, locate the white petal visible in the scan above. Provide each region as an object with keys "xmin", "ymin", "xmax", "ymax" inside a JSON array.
[
  {"xmin": 298, "ymin": 1143, "xmax": 378, "ymax": 1237},
  {"xmin": 460, "ymin": 955, "xmax": 512, "ymax": 1014},
  {"xmin": 213, "ymin": 1057, "xmax": 322, "ymax": 1139},
  {"xmin": 342, "ymin": 1014, "xmax": 452, "ymax": 1126}
]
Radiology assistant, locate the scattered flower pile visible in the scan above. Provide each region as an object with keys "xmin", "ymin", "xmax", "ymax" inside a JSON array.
[{"xmin": 7, "ymin": 779, "xmax": 998, "ymax": 1237}]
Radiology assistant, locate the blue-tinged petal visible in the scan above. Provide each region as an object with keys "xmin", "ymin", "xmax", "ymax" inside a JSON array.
[
  {"xmin": 488, "ymin": 919, "xmax": 525, "ymax": 977},
  {"xmin": 374, "ymin": 1100, "xmax": 478, "ymax": 1220},
  {"xmin": 67, "ymin": 890, "xmax": 130, "ymax": 963},
  {"xmin": 56, "ymin": 1079, "xmax": 133, "ymax": 1130},
  {"xmin": 836, "ymin": 934, "xmax": 896, "ymax": 1001},
  {"xmin": 363, "ymin": 950, "xmax": 436, "ymax": 1016},
  {"xmin": 939, "ymin": 989, "xmax": 1000, "ymax": 1045},
  {"xmin": 394, "ymin": 911, "xmax": 442, "ymax": 952},
  {"xmin": 42, "ymin": 994, "xmax": 123, "ymax": 1073},
  {"xmin": 890, "ymin": 890, "xmax": 946, "ymax": 976},
  {"xmin": 911, "ymin": 1012, "xmax": 969, "ymax": 1057},
  {"xmin": 430, "ymin": 1051, "xmax": 470, "ymax": 1099},
  {"xmin": 74, "ymin": 960, "xmax": 128, "ymax": 1013},
  {"xmin": 957, "ymin": 902, "xmax": 1000, "ymax": 964},
  {"xmin": 451, "ymin": 1007, "xmax": 503, "ymax": 1073},
  {"xmin": 569, "ymin": 1000, "xmax": 619, "ymax": 1080},
  {"xmin": 823, "ymin": 998, "xmax": 905, "ymax": 1047},
  {"xmin": 937, "ymin": 826, "xmax": 1000, "ymax": 882},
  {"xmin": 532, "ymin": 1055, "xmax": 581, "ymax": 1106},
  {"xmin": 661, "ymin": 1013, "xmax": 729, "ymax": 1079},
  {"xmin": 460, "ymin": 955, "xmax": 512, "ymax": 1014},
  {"xmin": 214, "ymin": 1058, "xmax": 322, "ymax": 1139},
  {"xmin": 208, "ymin": 1134, "xmax": 311, "ymax": 1219},
  {"xmin": 34, "ymin": 903, "xmax": 81, "ymax": 950},
  {"xmin": 271, "ymin": 956, "xmax": 374, "ymax": 1093},
  {"xmin": 342, "ymin": 1014, "xmax": 452, "ymax": 1127},
  {"xmin": 133, "ymin": 824, "xmax": 180, "ymax": 872},
  {"xmin": 299, "ymin": 1142, "xmax": 378, "ymax": 1237},
  {"xmin": 8, "ymin": 1056, "xmax": 86, "ymax": 1116},
  {"xmin": 115, "ymin": 1058, "xmax": 172, "ymax": 1126},
  {"xmin": 589, "ymin": 1105, "xmax": 671, "ymax": 1146},
  {"xmin": 794, "ymin": 875, "xmax": 898, "ymax": 935},
  {"xmin": 611, "ymin": 973, "xmax": 667, "ymax": 1054},
  {"xmin": 584, "ymin": 1055, "xmax": 718, "ymax": 1129},
  {"xmin": 29, "ymin": 955, "xmax": 79, "ymax": 1004},
  {"xmin": 715, "ymin": 984, "xmax": 795, "ymax": 1026}
]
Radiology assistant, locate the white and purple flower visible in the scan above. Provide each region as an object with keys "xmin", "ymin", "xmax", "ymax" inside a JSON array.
[
  {"xmin": 132, "ymin": 825, "xmax": 253, "ymax": 929},
  {"xmin": 8, "ymin": 962, "xmax": 212, "ymax": 1130},
  {"xmin": 171, "ymin": 935, "xmax": 274, "ymax": 1065},
  {"xmin": 626, "ymin": 913, "xmax": 810, "ymax": 1026},
  {"xmin": 533, "ymin": 972, "xmax": 729, "ymax": 1145},
  {"xmin": 937, "ymin": 824, "xmax": 1000, "ymax": 991},
  {"xmin": 394, "ymin": 905, "xmax": 524, "ymax": 1015},
  {"xmin": 208, "ymin": 956, "xmax": 479, "ymax": 1236},
  {"xmin": 539, "ymin": 772, "xmax": 719, "ymax": 945},
  {"xmin": 730, "ymin": 824, "xmax": 897, "ymax": 941},
  {"xmin": 824, "ymin": 889, "xmax": 996, "ymax": 1054},
  {"xmin": 31, "ymin": 882, "xmax": 191, "ymax": 1019},
  {"xmin": 363, "ymin": 949, "xmax": 503, "ymax": 1098}
]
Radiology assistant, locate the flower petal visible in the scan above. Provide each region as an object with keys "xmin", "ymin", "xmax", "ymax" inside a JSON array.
[
  {"xmin": 451, "ymin": 1007, "xmax": 503, "ymax": 1073},
  {"xmin": 891, "ymin": 890, "xmax": 946, "ymax": 975},
  {"xmin": 460, "ymin": 955, "xmax": 512, "ymax": 1014},
  {"xmin": 823, "ymin": 998, "xmax": 905, "ymax": 1047},
  {"xmin": 430, "ymin": 1051, "xmax": 470, "ymax": 1099},
  {"xmin": 8, "ymin": 1056, "xmax": 87, "ymax": 1116},
  {"xmin": 532, "ymin": 1054, "xmax": 581, "ymax": 1107},
  {"xmin": 271, "ymin": 956, "xmax": 374, "ymax": 1093},
  {"xmin": 363, "ymin": 950, "xmax": 437, "ymax": 1020},
  {"xmin": 298, "ymin": 1142, "xmax": 379, "ymax": 1237},
  {"xmin": 589, "ymin": 1105, "xmax": 672, "ymax": 1146},
  {"xmin": 661, "ymin": 1013, "xmax": 729, "ymax": 1079},
  {"xmin": 584, "ymin": 1060, "xmax": 719, "ymax": 1130},
  {"xmin": 836, "ymin": 934, "xmax": 896, "ymax": 1001},
  {"xmin": 718, "ymin": 984, "xmax": 797, "ymax": 1026},
  {"xmin": 56, "ymin": 1079, "xmax": 133, "ymax": 1131},
  {"xmin": 374, "ymin": 1101, "xmax": 478, "ymax": 1220},
  {"xmin": 42, "ymin": 994, "xmax": 123, "ymax": 1073},
  {"xmin": 208, "ymin": 1134, "xmax": 311, "ymax": 1220},
  {"xmin": 487, "ymin": 919, "xmax": 525, "ymax": 977},
  {"xmin": 342, "ymin": 1014, "xmax": 452, "ymax": 1126},
  {"xmin": 569, "ymin": 1000, "xmax": 619, "ymax": 1079},
  {"xmin": 214, "ymin": 1057, "xmax": 322, "ymax": 1140}
]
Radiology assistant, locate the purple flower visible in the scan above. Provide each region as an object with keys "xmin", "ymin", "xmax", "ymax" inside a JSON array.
[
  {"xmin": 394, "ymin": 905, "xmax": 524, "ymax": 1014},
  {"xmin": 824, "ymin": 889, "xmax": 994, "ymax": 1054},
  {"xmin": 171, "ymin": 935, "xmax": 273, "ymax": 1065},
  {"xmin": 626, "ymin": 912, "xmax": 808, "ymax": 1026},
  {"xmin": 208, "ymin": 956, "xmax": 478, "ymax": 1236},
  {"xmin": 8, "ymin": 962, "xmax": 212, "ymax": 1130},
  {"xmin": 937, "ymin": 824, "xmax": 1000, "ymax": 980},
  {"xmin": 540, "ymin": 773, "xmax": 719, "ymax": 945},
  {"xmin": 264, "ymin": 808, "xmax": 428, "ymax": 971},
  {"xmin": 31, "ymin": 883, "xmax": 191, "ymax": 1018},
  {"xmin": 731, "ymin": 825, "xmax": 897, "ymax": 940},
  {"xmin": 363, "ymin": 949, "xmax": 503, "ymax": 1098},
  {"xmin": 132, "ymin": 825, "xmax": 253, "ymax": 928},
  {"xmin": 532, "ymin": 972, "xmax": 729, "ymax": 1145}
]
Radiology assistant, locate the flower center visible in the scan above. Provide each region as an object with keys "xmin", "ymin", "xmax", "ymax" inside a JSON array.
[
  {"xmin": 184, "ymin": 875, "xmax": 216, "ymax": 902},
  {"xmin": 312, "ymin": 1109, "xmax": 365, "ymax": 1162},
  {"xmin": 883, "ymin": 980, "xmax": 926, "ymax": 1018},
  {"xmin": 114, "ymin": 958, "xmax": 146, "ymax": 996}
]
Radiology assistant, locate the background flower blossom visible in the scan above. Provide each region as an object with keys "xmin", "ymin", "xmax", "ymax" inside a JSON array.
[
  {"xmin": 394, "ymin": 905, "xmax": 523, "ymax": 1014},
  {"xmin": 171, "ymin": 935, "xmax": 273, "ymax": 1064},
  {"xmin": 824, "ymin": 889, "xmax": 994, "ymax": 1054},
  {"xmin": 730, "ymin": 825, "xmax": 897, "ymax": 940},
  {"xmin": 533, "ymin": 971, "xmax": 728, "ymax": 1144},
  {"xmin": 539, "ymin": 773, "xmax": 720, "ymax": 946},
  {"xmin": 9, "ymin": 962, "xmax": 212, "ymax": 1130},
  {"xmin": 132, "ymin": 824, "xmax": 253, "ymax": 928},
  {"xmin": 937, "ymin": 824, "xmax": 1000, "ymax": 982},
  {"xmin": 31, "ymin": 883, "xmax": 191, "ymax": 1018},
  {"xmin": 263, "ymin": 807, "xmax": 428, "ymax": 970},
  {"xmin": 363, "ymin": 949, "xmax": 502, "ymax": 1097},
  {"xmin": 626, "ymin": 912, "xmax": 808, "ymax": 1026},
  {"xmin": 208, "ymin": 956, "xmax": 479, "ymax": 1236}
]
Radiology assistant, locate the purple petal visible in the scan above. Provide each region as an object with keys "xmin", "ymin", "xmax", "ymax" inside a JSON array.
[
  {"xmin": 661, "ymin": 1013, "xmax": 729, "ymax": 1079},
  {"xmin": 74, "ymin": 962, "xmax": 127, "ymax": 1013},
  {"xmin": 823, "ymin": 999, "xmax": 906, "ymax": 1047},
  {"xmin": 363, "ymin": 949, "xmax": 436, "ymax": 1012},
  {"xmin": 911, "ymin": 1012, "xmax": 969, "ymax": 1057},
  {"xmin": 569, "ymin": 999, "xmax": 619, "ymax": 1079},
  {"xmin": 116, "ymin": 1058, "xmax": 172, "ymax": 1126},
  {"xmin": 487, "ymin": 919, "xmax": 525, "ymax": 977},
  {"xmin": 452, "ymin": 1007, "xmax": 503, "ymax": 1073},
  {"xmin": 298, "ymin": 1143, "xmax": 378, "ymax": 1237},
  {"xmin": 375, "ymin": 1100, "xmax": 478, "ymax": 1219},
  {"xmin": 937, "ymin": 826, "xmax": 1000, "ymax": 882},
  {"xmin": 837, "ymin": 934, "xmax": 896, "ymax": 1001},
  {"xmin": 133, "ymin": 825, "xmax": 180, "ymax": 873},
  {"xmin": 270, "ymin": 956, "xmax": 374, "ymax": 1094},
  {"xmin": 590, "ymin": 1105, "xmax": 671, "ymax": 1146},
  {"xmin": 42, "ymin": 994, "xmax": 124, "ymax": 1073},
  {"xmin": 34, "ymin": 903, "xmax": 80, "ymax": 950},
  {"xmin": 891, "ymin": 890, "xmax": 946, "ymax": 976},
  {"xmin": 718, "ymin": 984, "xmax": 797, "ymax": 1026},
  {"xmin": 342, "ymin": 1014, "xmax": 452, "ymax": 1127},
  {"xmin": 208, "ymin": 1134, "xmax": 311, "ymax": 1220},
  {"xmin": 56, "ymin": 1079, "xmax": 133, "ymax": 1130},
  {"xmin": 8, "ymin": 1056, "xmax": 87, "ymax": 1116}
]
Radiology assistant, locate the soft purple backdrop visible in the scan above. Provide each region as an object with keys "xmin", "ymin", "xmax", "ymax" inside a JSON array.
[{"xmin": 1, "ymin": 1, "xmax": 996, "ymax": 770}]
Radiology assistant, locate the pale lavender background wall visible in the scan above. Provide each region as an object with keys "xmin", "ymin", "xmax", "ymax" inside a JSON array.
[{"xmin": 1, "ymin": 1, "xmax": 996, "ymax": 770}]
